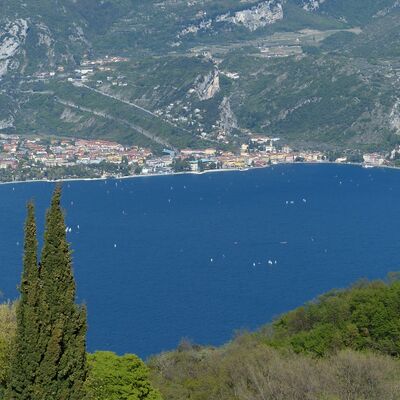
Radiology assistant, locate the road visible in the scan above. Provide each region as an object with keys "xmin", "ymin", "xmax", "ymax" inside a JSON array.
[{"xmin": 54, "ymin": 97, "xmax": 176, "ymax": 150}]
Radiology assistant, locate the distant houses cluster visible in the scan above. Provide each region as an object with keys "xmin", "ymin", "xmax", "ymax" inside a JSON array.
[
  {"xmin": 0, "ymin": 135, "xmax": 151, "ymax": 171},
  {"xmin": 0, "ymin": 133, "xmax": 395, "ymax": 180}
]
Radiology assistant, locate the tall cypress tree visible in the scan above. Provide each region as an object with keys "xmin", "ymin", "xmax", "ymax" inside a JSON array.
[
  {"xmin": 6, "ymin": 203, "xmax": 41, "ymax": 400},
  {"xmin": 34, "ymin": 185, "xmax": 87, "ymax": 399},
  {"xmin": 7, "ymin": 186, "xmax": 87, "ymax": 399}
]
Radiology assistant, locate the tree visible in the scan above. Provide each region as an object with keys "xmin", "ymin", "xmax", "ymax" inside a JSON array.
[
  {"xmin": 34, "ymin": 186, "xmax": 87, "ymax": 399},
  {"xmin": 86, "ymin": 352, "xmax": 162, "ymax": 400},
  {"xmin": 6, "ymin": 187, "xmax": 88, "ymax": 399},
  {"xmin": 6, "ymin": 203, "xmax": 41, "ymax": 399},
  {"xmin": 0, "ymin": 302, "xmax": 17, "ymax": 395},
  {"xmin": 172, "ymin": 158, "xmax": 191, "ymax": 173}
]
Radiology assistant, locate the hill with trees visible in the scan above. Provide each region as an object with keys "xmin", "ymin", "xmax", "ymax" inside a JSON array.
[{"xmin": 148, "ymin": 278, "xmax": 400, "ymax": 399}]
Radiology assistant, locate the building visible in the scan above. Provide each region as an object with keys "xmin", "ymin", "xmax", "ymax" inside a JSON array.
[{"xmin": 363, "ymin": 153, "xmax": 385, "ymax": 166}]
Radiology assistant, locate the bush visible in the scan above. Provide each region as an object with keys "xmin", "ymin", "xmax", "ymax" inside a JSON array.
[{"xmin": 86, "ymin": 351, "xmax": 162, "ymax": 400}]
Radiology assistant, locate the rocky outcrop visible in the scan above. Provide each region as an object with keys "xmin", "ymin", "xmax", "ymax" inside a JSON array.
[
  {"xmin": 0, "ymin": 19, "xmax": 28, "ymax": 77},
  {"xmin": 390, "ymin": 99, "xmax": 400, "ymax": 134},
  {"xmin": 179, "ymin": 19, "xmax": 212, "ymax": 38},
  {"xmin": 179, "ymin": 0, "xmax": 284, "ymax": 37},
  {"xmin": 194, "ymin": 70, "xmax": 220, "ymax": 101},
  {"xmin": 0, "ymin": 116, "xmax": 14, "ymax": 130},
  {"xmin": 375, "ymin": 0, "xmax": 400, "ymax": 17},
  {"xmin": 35, "ymin": 22, "xmax": 57, "ymax": 66},
  {"xmin": 217, "ymin": 1, "xmax": 284, "ymax": 31},
  {"xmin": 300, "ymin": 0, "xmax": 326, "ymax": 12},
  {"xmin": 217, "ymin": 97, "xmax": 238, "ymax": 136}
]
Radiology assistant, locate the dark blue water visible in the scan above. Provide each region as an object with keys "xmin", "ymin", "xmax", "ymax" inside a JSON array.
[{"xmin": 0, "ymin": 164, "xmax": 399, "ymax": 358}]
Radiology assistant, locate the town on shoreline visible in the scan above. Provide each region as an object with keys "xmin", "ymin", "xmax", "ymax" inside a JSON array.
[{"xmin": 1, "ymin": 133, "xmax": 399, "ymax": 184}]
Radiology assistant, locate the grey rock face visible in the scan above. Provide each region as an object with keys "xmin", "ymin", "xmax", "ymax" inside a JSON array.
[{"xmin": 0, "ymin": 19, "xmax": 28, "ymax": 76}]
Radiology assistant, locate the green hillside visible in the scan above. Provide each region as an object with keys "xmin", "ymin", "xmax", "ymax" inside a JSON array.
[{"xmin": 149, "ymin": 277, "xmax": 400, "ymax": 399}]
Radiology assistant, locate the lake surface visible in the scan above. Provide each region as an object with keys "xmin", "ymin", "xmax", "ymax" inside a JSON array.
[{"xmin": 0, "ymin": 164, "xmax": 400, "ymax": 358}]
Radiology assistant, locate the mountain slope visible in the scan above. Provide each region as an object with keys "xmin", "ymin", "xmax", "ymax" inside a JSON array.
[{"xmin": 1, "ymin": 0, "xmax": 400, "ymax": 151}]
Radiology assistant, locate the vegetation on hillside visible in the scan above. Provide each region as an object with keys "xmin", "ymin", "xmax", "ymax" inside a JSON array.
[
  {"xmin": 149, "ymin": 277, "xmax": 400, "ymax": 400},
  {"xmin": 150, "ymin": 341, "xmax": 400, "ymax": 400},
  {"xmin": 266, "ymin": 276, "xmax": 400, "ymax": 356}
]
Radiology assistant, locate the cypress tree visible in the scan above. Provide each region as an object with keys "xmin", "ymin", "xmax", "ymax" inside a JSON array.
[
  {"xmin": 7, "ymin": 186, "xmax": 88, "ymax": 399},
  {"xmin": 34, "ymin": 185, "xmax": 88, "ymax": 399},
  {"xmin": 6, "ymin": 203, "xmax": 41, "ymax": 400}
]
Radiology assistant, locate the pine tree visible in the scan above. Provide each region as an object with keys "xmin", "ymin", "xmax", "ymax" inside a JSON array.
[
  {"xmin": 34, "ymin": 185, "xmax": 88, "ymax": 399},
  {"xmin": 6, "ymin": 203, "xmax": 41, "ymax": 400}
]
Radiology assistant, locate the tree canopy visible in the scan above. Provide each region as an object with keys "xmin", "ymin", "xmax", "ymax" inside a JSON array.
[{"xmin": 86, "ymin": 352, "xmax": 162, "ymax": 400}]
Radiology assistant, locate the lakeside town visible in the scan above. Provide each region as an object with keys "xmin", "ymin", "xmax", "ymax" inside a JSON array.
[{"xmin": 0, "ymin": 133, "xmax": 398, "ymax": 183}]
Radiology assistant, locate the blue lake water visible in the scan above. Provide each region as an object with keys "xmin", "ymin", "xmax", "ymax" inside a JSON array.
[{"xmin": 0, "ymin": 164, "xmax": 400, "ymax": 358}]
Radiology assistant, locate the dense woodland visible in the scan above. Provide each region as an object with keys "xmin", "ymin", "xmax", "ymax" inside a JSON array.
[{"xmin": 1, "ymin": 189, "xmax": 400, "ymax": 399}]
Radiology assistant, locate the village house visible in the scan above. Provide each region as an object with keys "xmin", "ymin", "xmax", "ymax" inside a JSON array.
[
  {"xmin": 363, "ymin": 153, "xmax": 385, "ymax": 166},
  {"xmin": 0, "ymin": 158, "xmax": 18, "ymax": 169}
]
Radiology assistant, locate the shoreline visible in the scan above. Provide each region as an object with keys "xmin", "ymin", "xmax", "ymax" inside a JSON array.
[
  {"xmin": 0, "ymin": 161, "xmax": 397, "ymax": 187},
  {"xmin": 0, "ymin": 167, "xmax": 247, "ymax": 187}
]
